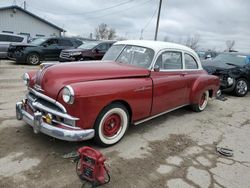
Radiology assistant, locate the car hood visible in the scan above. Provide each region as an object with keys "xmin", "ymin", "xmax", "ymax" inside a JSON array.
[
  {"xmin": 62, "ymin": 48, "xmax": 90, "ymax": 53},
  {"xmin": 202, "ymin": 60, "xmax": 238, "ymax": 74},
  {"xmin": 35, "ymin": 61, "xmax": 150, "ymax": 99}
]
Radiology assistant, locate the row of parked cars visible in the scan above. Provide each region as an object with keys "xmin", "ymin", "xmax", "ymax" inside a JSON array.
[{"xmin": 0, "ymin": 33, "xmax": 116, "ymax": 65}]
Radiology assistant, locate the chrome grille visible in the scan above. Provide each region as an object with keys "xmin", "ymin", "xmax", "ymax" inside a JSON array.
[
  {"xmin": 26, "ymin": 89, "xmax": 78, "ymax": 127},
  {"xmin": 60, "ymin": 51, "xmax": 71, "ymax": 58}
]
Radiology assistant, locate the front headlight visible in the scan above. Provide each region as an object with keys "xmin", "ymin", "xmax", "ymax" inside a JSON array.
[
  {"xmin": 70, "ymin": 52, "xmax": 82, "ymax": 56},
  {"xmin": 62, "ymin": 85, "xmax": 74, "ymax": 104},
  {"xmin": 22, "ymin": 73, "xmax": 30, "ymax": 86},
  {"xmin": 227, "ymin": 77, "xmax": 234, "ymax": 86}
]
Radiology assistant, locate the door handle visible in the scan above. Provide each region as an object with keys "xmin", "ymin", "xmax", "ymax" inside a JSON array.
[{"xmin": 181, "ymin": 72, "xmax": 187, "ymax": 76}]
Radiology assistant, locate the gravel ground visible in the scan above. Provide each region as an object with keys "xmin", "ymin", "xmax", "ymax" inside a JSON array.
[{"xmin": 0, "ymin": 60, "xmax": 250, "ymax": 188}]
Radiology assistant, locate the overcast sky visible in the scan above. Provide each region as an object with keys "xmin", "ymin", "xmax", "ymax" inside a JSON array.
[{"xmin": 1, "ymin": 0, "xmax": 249, "ymax": 51}]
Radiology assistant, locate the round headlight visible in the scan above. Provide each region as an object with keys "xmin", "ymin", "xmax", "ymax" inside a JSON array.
[
  {"xmin": 62, "ymin": 86, "xmax": 74, "ymax": 104},
  {"xmin": 227, "ymin": 77, "xmax": 234, "ymax": 86},
  {"xmin": 22, "ymin": 73, "xmax": 30, "ymax": 86}
]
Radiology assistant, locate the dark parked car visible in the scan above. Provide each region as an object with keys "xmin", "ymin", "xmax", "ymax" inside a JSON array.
[
  {"xmin": 8, "ymin": 37, "xmax": 82, "ymax": 65},
  {"xmin": 0, "ymin": 33, "xmax": 27, "ymax": 59},
  {"xmin": 196, "ymin": 50, "xmax": 218, "ymax": 60},
  {"xmin": 202, "ymin": 52, "xmax": 250, "ymax": 97},
  {"xmin": 59, "ymin": 40, "xmax": 115, "ymax": 62}
]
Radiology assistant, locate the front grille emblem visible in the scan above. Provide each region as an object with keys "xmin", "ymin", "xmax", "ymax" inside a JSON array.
[{"xmin": 34, "ymin": 84, "xmax": 44, "ymax": 92}]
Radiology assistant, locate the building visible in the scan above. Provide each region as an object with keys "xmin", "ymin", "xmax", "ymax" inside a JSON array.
[{"xmin": 0, "ymin": 5, "xmax": 65, "ymax": 39}]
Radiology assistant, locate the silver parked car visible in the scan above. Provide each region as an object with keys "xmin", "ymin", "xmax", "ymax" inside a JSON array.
[{"xmin": 0, "ymin": 33, "xmax": 27, "ymax": 59}]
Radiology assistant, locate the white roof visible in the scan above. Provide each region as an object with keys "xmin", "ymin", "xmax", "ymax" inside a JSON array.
[{"xmin": 115, "ymin": 40, "xmax": 196, "ymax": 55}]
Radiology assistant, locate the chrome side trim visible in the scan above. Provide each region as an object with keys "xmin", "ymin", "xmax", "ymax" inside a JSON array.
[
  {"xmin": 134, "ymin": 104, "xmax": 189, "ymax": 125},
  {"xmin": 32, "ymin": 101, "xmax": 79, "ymax": 121},
  {"xmin": 29, "ymin": 88, "xmax": 67, "ymax": 113}
]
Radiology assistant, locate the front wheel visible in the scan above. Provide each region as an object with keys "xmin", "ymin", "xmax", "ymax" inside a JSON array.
[
  {"xmin": 27, "ymin": 53, "xmax": 40, "ymax": 65},
  {"xmin": 191, "ymin": 90, "xmax": 209, "ymax": 112},
  {"xmin": 94, "ymin": 103, "xmax": 129, "ymax": 146},
  {"xmin": 233, "ymin": 78, "xmax": 248, "ymax": 97}
]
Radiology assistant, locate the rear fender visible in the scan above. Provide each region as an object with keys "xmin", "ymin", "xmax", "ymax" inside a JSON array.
[{"xmin": 190, "ymin": 75, "xmax": 220, "ymax": 104}]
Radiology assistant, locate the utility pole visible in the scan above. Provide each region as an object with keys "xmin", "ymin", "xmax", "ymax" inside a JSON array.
[
  {"xmin": 24, "ymin": 1, "xmax": 27, "ymax": 10},
  {"xmin": 154, "ymin": 0, "xmax": 163, "ymax": 41}
]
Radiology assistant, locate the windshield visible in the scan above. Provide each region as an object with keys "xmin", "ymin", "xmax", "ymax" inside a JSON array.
[
  {"xmin": 214, "ymin": 53, "xmax": 246, "ymax": 66},
  {"xmin": 103, "ymin": 44, "xmax": 155, "ymax": 69},
  {"xmin": 78, "ymin": 42, "xmax": 99, "ymax": 49},
  {"xmin": 30, "ymin": 38, "xmax": 47, "ymax": 45}
]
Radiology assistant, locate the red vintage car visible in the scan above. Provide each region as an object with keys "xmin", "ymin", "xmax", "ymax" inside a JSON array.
[{"xmin": 16, "ymin": 40, "xmax": 220, "ymax": 146}]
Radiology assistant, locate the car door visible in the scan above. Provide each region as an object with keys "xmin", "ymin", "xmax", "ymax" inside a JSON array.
[
  {"xmin": 42, "ymin": 38, "xmax": 59, "ymax": 60},
  {"xmin": 93, "ymin": 43, "xmax": 109, "ymax": 60},
  {"xmin": 57, "ymin": 39, "xmax": 75, "ymax": 58},
  {"xmin": 183, "ymin": 53, "xmax": 203, "ymax": 100},
  {"xmin": 150, "ymin": 50, "xmax": 188, "ymax": 115}
]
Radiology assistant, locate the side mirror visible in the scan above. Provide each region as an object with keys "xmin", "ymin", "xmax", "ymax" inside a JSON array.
[
  {"xmin": 153, "ymin": 65, "xmax": 160, "ymax": 72},
  {"xmin": 94, "ymin": 48, "xmax": 100, "ymax": 53},
  {"xmin": 42, "ymin": 43, "xmax": 48, "ymax": 47}
]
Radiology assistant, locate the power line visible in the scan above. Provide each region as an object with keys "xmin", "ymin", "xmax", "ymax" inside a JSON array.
[
  {"xmin": 140, "ymin": 5, "xmax": 158, "ymax": 39},
  {"xmin": 30, "ymin": 0, "xmax": 136, "ymax": 16}
]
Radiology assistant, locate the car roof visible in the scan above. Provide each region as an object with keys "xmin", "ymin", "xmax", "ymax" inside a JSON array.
[
  {"xmin": 0, "ymin": 32, "xmax": 26, "ymax": 38},
  {"xmin": 115, "ymin": 40, "xmax": 196, "ymax": 54},
  {"xmin": 225, "ymin": 52, "xmax": 250, "ymax": 57}
]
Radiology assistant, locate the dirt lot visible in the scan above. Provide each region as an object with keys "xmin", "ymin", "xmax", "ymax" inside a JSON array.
[{"xmin": 0, "ymin": 60, "xmax": 250, "ymax": 188}]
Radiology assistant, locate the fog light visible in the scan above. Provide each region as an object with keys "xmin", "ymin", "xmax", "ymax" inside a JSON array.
[
  {"xmin": 227, "ymin": 77, "xmax": 234, "ymax": 86},
  {"xmin": 45, "ymin": 113, "xmax": 53, "ymax": 124}
]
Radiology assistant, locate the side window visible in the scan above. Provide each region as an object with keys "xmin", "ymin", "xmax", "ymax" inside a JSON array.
[
  {"xmin": 0, "ymin": 34, "xmax": 9, "ymax": 42},
  {"xmin": 155, "ymin": 51, "xmax": 183, "ymax": 70},
  {"xmin": 46, "ymin": 39, "xmax": 58, "ymax": 46},
  {"xmin": 59, "ymin": 39, "xmax": 73, "ymax": 46},
  {"xmin": 96, "ymin": 43, "xmax": 108, "ymax": 52},
  {"xmin": 9, "ymin": 36, "xmax": 24, "ymax": 42},
  {"xmin": 185, "ymin": 53, "xmax": 198, "ymax": 69}
]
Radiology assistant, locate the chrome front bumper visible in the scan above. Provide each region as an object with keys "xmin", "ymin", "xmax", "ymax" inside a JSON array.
[{"xmin": 16, "ymin": 102, "xmax": 95, "ymax": 141}]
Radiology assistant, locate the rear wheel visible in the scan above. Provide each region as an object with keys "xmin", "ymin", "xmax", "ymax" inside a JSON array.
[
  {"xmin": 233, "ymin": 78, "xmax": 248, "ymax": 97},
  {"xmin": 27, "ymin": 53, "xmax": 40, "ymax": 65},
  {"xmin": 94, "ymin": 103, "xmax": 129, "ymax": 146},
  {"xmin": 191, "ymin": 90, "xmax": 209, "ymax": 112}
]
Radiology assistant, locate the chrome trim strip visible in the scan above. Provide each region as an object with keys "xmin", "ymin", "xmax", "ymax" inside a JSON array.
[
  {"xmin": 29, "ymin": 88, "xmax": 67, "ymax": 113},
  {"xmin": 16, "ymin": 102, "xmax": 95, "ymax": 142},
  {"xmin": 134, "ymin": 104, "xmax": 189, "ymax": 125},
  {"xmin": 32, "ymin": 101, "xmax": 79, "ymax": 121}
]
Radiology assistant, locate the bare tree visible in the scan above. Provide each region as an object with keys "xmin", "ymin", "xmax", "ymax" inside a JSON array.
[
  {"xmin": 185, "ymin": 35, "xmax": 200, "ymax": 50},
  {"xmin": 225, "ymin": 40, "xmax": 235, "ymax": 52},
  {"xmin": 107, "ymin": 28, "xmax": 116, "ymax": 40},
  {"xmin": 95, "ymin": 23, "xmax": 116, "ymax": 40}
]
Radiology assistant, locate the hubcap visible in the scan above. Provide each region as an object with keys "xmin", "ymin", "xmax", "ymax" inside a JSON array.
[
  {"xmin": 102, "ymin": 114, "xmax": 122, "ymax": 138},
  {"xmin": 199, "ymin": 91, "xmax": 208, "ymax": 110},
  {"xmin": 29, "ymin": 55, "xmax": 39, "ymax": 64},
  {"xmin": 236, "ymin": 80, "xmax": 247, "ymax": 95}
]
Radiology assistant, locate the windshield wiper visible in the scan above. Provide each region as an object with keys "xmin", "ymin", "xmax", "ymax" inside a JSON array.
[{"xmin": 226, "ymin": 63, "xmax": 240, "ymax": 67}]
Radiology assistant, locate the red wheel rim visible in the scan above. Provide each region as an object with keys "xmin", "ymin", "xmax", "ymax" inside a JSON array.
[
  {"xmin": 199, "ymin": 93, "xmax": 206, "ymax": 107},
  {"xmin": 102, "ymin": 114, "xmax": 121, "ymax": 137}
]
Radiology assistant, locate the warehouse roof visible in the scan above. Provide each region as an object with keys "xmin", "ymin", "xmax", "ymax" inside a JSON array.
[{"xmin": 0, "ymin": 5, "xmax": 65, "ymax": 32}]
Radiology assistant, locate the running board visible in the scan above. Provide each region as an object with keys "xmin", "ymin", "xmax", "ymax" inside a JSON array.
[{"xmin": 134, "ymin": 104, "xmax": 189, "ymax": 125}]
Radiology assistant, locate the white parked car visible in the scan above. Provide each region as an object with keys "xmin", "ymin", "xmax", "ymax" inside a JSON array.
[{"xmin": 0, "ymin": 33, "xmax": 27, "ymax": 59}]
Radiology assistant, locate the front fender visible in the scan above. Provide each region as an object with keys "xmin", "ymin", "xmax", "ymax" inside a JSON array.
[{"xmin": 57, "ymin": 78, "xmax": 153, "ymax": 129}]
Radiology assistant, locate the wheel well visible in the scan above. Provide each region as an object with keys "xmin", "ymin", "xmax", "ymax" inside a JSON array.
[
  {"xmin": 208, "ymin": 90, "xmax": 213, "ymax": 98},
  {"xmin": 109, "ymin": 100, "xmax": 132, "ymax": 123}
]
